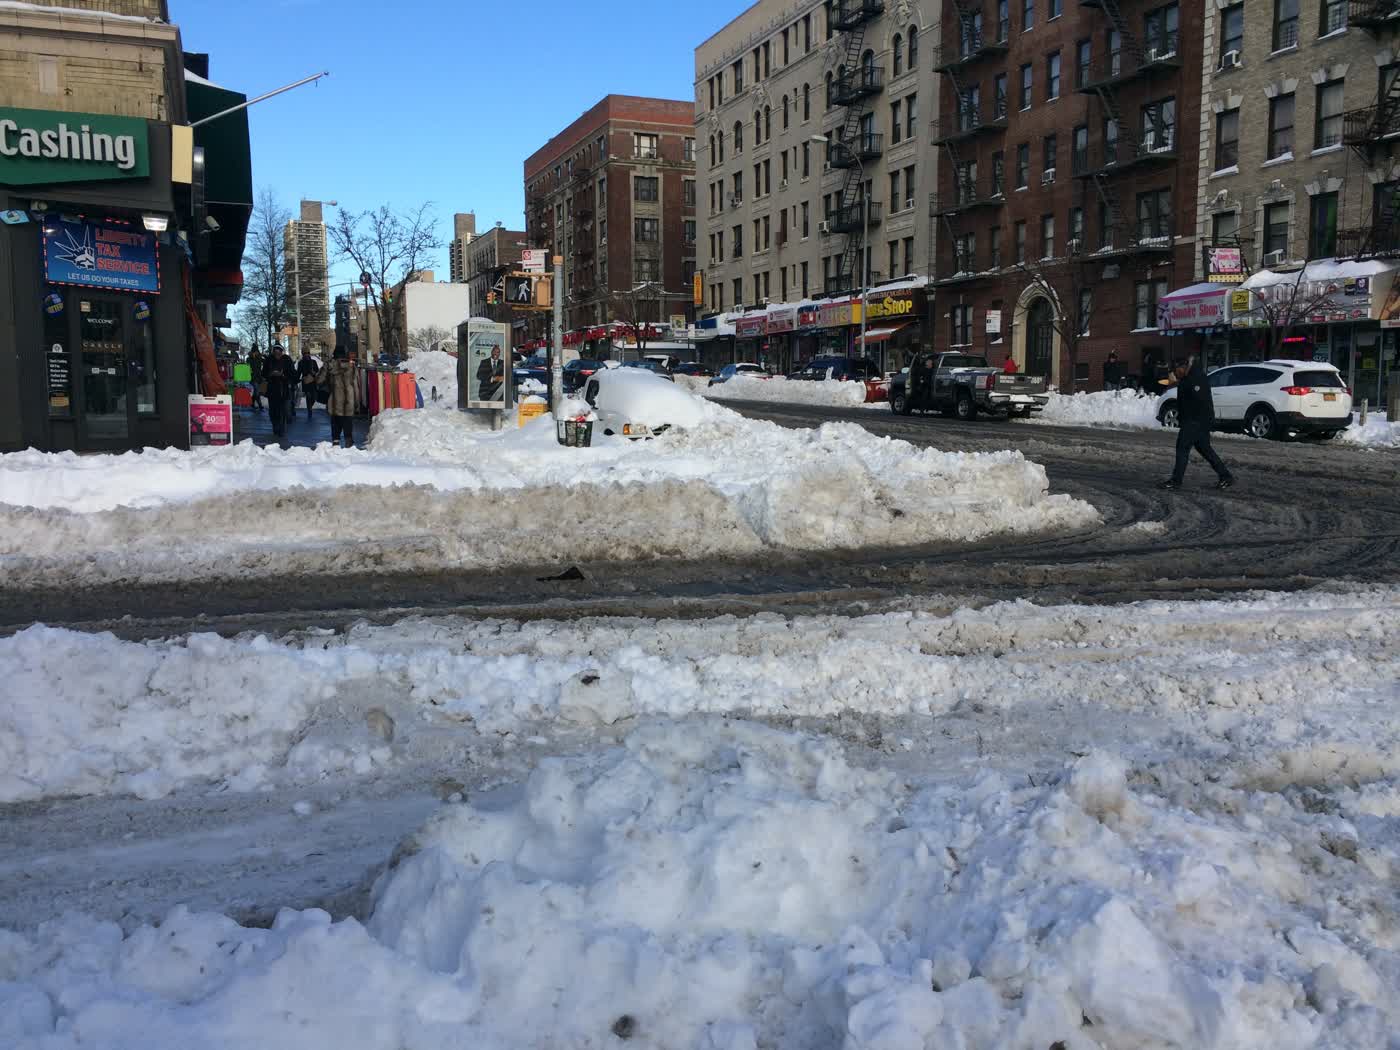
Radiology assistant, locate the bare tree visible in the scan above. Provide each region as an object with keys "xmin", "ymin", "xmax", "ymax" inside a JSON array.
[
  {"xmin": 328, "ymin": 203, "xmax": 440, "ymax": 361},
  {"xmin": 1012, "ymin": 252, "xmax": 1097, "ymax": 391},
  {"xmin": 238, "ymin": 187, "xmax": 291, "ymax": 352},
  {"xmin": 608, "ymin": 282, "xmax": 670, "ymax": 356},
  {"xmin": 1235, "ymin": 269, "xmax": 1339, "ymax": 358},
  {"xmin": 408, "ymin": 324, "xmax": 452, "ymax": 354}
]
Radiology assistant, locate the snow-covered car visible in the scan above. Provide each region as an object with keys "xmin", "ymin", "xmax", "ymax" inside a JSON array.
[
  {"xmin": 1155, "ymin": 360, "xmax": 1353, "ymax": 439},
  {"xmin": 708, "ymin": 363, "xmax": 770, "ymax": 387},
  {"xmin": 582, "ymin": 366, "xmax": 706, "ymax": 438}
]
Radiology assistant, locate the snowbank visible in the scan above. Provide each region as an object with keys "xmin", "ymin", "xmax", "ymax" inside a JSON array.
[
  {"xmin": 704, "ymin": 373, "xmax": 878, "ymax": 408},
  {"xmin": 1031, "ymin": 388, "xmax": 1162, "ymax": 430},
  {"xmin": 1341, "ymin": 409, "xmax": 1400, "ymax": 449},
  {"xmin": 403, "ymin": 349, "xmax": 457, "ymax": 407},
  {"xmin": 4, "ymin": 587, "xmax": 1397, "ymax": 803},
  {"xmin": 0, "ymin": 403, "xmax": 1095, "ymax": 587}
]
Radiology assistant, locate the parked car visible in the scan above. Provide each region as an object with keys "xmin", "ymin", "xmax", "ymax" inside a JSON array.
[
  {"xmin": 582, "ymin": 367, "xmax": 706, "ymax": 438},
  {"xmin": 708, "ymin": 363, "xmax": 771, "ymax": 387},
  {"xmin": 621, "ymin": 359, "xmax": 675, "ymax": 381},
  {"xmin": 889, "ymin": 353, "xmax": 1049, "ymax": 419},
  {"xmin": 1155, "ymin": 360, "xmax": 1353, "ymax": 439},
  {"xmin": 673, "ymin": 361, "xmax": 713, "ymax": 378},
  {"xmin": 563, "ymin": 358, "xmax": 603, "ymax": 394},
  {"xmin": 513, "ymin": 353, "xmax": 548, "ymax": 389},
  {"xmin": 790, "ymin": 356, "xmax": 882, "ymax": 382}
]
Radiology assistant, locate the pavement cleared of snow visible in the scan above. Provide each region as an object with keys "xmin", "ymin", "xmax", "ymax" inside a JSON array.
[
  {"xmin": 0, "ymin": 398, "xmax": 1096, "ymax": 588},
  {"xmin": 2, "ymin": 588, "xmax": 1399, "ymax": 1048}
]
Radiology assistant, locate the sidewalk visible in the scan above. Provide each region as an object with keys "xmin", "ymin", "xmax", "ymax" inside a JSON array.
[{"xmin": 232, "ymin": 401, "xmax": 367, "ymax": 449}]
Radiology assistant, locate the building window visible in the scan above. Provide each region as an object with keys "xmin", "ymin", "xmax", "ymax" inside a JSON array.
[
  {"xmin": 802, "ymin": 141, "xmax": 811, "ymax": 177},
  {"xmin": 804, "ymin": 13, "xmax": 812, "ymax": 50},
  {"xmin": 1273, "ymin": 0, "xmax": 1299, "ymax": 50},
  {"xmin": 734, "ymin": 120, "xmax": 744, "ymax": 151},
  {"xmin": 1212, "ymin": 210, "xmax": 1239, "ymax": 243},
  {"xmin": 1215, "ymin": 108, "xmax": 1239, "ymax": 169},
  {"xmin": 684, "ymin": 137, "xmax": 695, "ymax": 162},
  {"xmin": 906, "ymin": 93, "xmax": 918, "ymax": 139},
  {"xmin": 732, "ymin": 224, "xmax": 743, "ymax": 258},
  {"xmin": 1264, "ymin": 201, "xmax": 1290, "ymax": 256},
  {"xmin": 803, "ymin": 83, "xmax": 811, "ymax": 121},
  {"xmin": 684, "ymin": 179, "xmax": 696, "ymax": 206},
  {"xmin": 1043, "ymin": 133, "xmax": 1057, "ymax": 178},
  {"xmin": 634, "ymin": 133, "xmax": 659, "ymax": 159},
  {"xmin": 1078, "ymin": 289, "xmax": 1092, "ymax": 334},
  {"xmin": 1315, "ymin": 80, "xmax": 1344, "ymax": 150},
  {"xmin": 1134, "ymin": 280, "xmax": 1167, "ymax": 329},
  {"xmin": 733, "ymin": 277, "xmax": 742, "ymax": 304},
  {"xmin": 1136, "ymin": 188, "xmax": 1171, "ymax": 241},
  {"xmin": 765, "ymin": 106, "xmax": 772, "ymax": 139},
  {"xmin": 1071, "ymin": 124, "xmax": 1088, "ymax": 173},
  {"xmin": 1320, "ymin": 0, "xmax": 1347, "ymax": 34},
  {"xmin": 890, "ymin": 170, "xmax": 902, "ymax": 208},
  {"xmin": 1049, "ymin": 0, "xmax": 1061, "ymax": 16},
  {"xmin": 904, "ymin": 165, "xmax": 916, "ymax": 207},
  {"xmin": 782, "ymin": 94, "xmax": 791, "ymax": 128},
  {"xmin": 1310, "ymin": 192, "xmax": 1338, "ymax": 257},
  {"xmin": 891, "ymin": 100, "xmax": 903, "ymax": 143},
  {"xmin": 717, "ymin": 131, "xmax": 725, "ymax": 163},
  {"xmin": 1268, "ymin": 93, "xmax": 1295, "ymax": 159},
  {"xmin": 1221, "ymin": 4, "xmax": 1244, "ymax": 56},
  {"xmin": 994, "ymin": 72, "xmax": 1008, "ymax": 114},
  {"xmin": 635, "ymin": 176, "xmax": 659, "ymax": 202},
  {"xmin": 1014, "ymin": 219, "xmax": 1027, "ymax": 262},
  {"xmin": 1041, "ymin": 213, "xmax": 1055, "ymax": 258},
  {"xmin": 1016, "ymin": 142, "xmax": 1030, "ymax": 187},
  {"xmin": 802, "ymin": 201, "xmax": 810, "ymax": 237},
  {"xmin": 990, "ymin": 226, "xmax": 1002, "ymax": 267},
  {"xmin": 951, "ymin": 305, "xmax": 973, "ymax": 346},
  {"xmin": 1047, "ymin": 52, "xmax": 1061, "ymax": 99},
  {"xmin": 908, "ymin": 28, "xmax": 919, "ymax": 68},
  {"xmin": 991, "ymin": 151, "xmax": 1005, "ymax": 194},
  {"xmin": 893, "ymin": 33, "xmax": 903, "ymax": 76},
  {"xmin": 1140, "ymin": 97, "xmax": 1176, "ymax": 151},
  {"xmin": 1023, "ymin": 0, "xmax": 1034, "ymax": 30},
  {"xmin": 684, "ymin": 219, "xmax": 696, "ymax": 244},
  {"xmin": 903, "ymin": 236, "xmax": 914, "ymax": 275},
  {"xmin": 733, "ymin": 59, "xmax": 744, "ymax": 92},
  {"xmin": 635, "ymin": 217, "xmax": 659, "ymax": 242},
  {"xmin": 1068, "ymin": 205, "xmax": 1084, "ymax": 249},
  {"xmin": 1144, "ymin": 3, "xmax": 1179, "ymax": 56},
  {"xmin": 1076, "ymin": 39, "xmax": 1091, "ymax": 87},
  {"xmin": 636, "ymin": 258, "xmax": 660, "ymax": 282},
  {"xmin": 1020, "ymin": 63, "xmax": 1033, "ymax": 108}
]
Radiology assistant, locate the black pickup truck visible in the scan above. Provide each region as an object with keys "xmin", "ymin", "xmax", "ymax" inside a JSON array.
[{"xmin": 889, "ymin": 352, "xmax": 1049, "ymax": 420}]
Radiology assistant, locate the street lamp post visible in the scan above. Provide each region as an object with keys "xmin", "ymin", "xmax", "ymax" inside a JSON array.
[{"xmin": 811, "ymin": 135, "xmax": 871, "ymax": 364}]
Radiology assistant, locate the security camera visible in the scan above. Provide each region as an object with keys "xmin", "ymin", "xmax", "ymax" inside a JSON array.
[{"xmin": 205, "ymin": 215, "xmax": 221, "ymax": 232}]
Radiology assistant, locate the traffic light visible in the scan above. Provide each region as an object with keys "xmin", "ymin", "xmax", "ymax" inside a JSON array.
[
  {"xmin": 505, "ymin": 275, "xmax": 533, "ymax": 305},
  {"xmin": 486, "ymin": 291, "xmax": 497, "ymax": 305}
]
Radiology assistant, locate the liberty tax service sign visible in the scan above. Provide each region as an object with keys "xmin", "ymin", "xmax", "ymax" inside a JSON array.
[
  {"xmin": 188, "ymin": 395, "xmax": 232, "ymax": 446},
  {"xmin": 44, "ymin": 218, "xmax": 159, "ymax": 293}
]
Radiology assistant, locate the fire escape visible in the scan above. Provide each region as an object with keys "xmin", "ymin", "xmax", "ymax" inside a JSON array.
[
  {"xmin": 1073, "ymin": 0, "xmax": 1179, "ymax": 257},
  {"xmin": 930, "ymin": 1, "xmax": 1009, "ymax": 286},
  {"xmin": 1338, "ymin": 1, "xmax": 1400, "ymax": 257},
  {"xmin": 826, "ymin": 0, "xmax": 886, "ymax": 293},
  {"xmin": 571, "ymin": 163, "xmax": 597, "ymax": 324}
]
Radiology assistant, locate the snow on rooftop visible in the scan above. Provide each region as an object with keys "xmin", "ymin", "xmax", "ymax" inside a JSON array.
[{"xmin": 0, "ymin": 0, "xmax": 162, "ymax": 23}]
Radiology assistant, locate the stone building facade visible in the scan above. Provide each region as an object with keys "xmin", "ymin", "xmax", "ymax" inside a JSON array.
[
  {"xmin": 694, "ymin": 0, "xmax": 943, "ymax": 314},
  {"xmin": 930, "ymin": 0, "xmax": 1203, "ymax": 390}
]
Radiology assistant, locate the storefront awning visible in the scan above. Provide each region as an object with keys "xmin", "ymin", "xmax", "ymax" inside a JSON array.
[
  {"xmin": 1158, "ymin": 282, "xmax": 1231, "ymax": 336},
  {"xmin": 856, "ymin": 322, "xmax": 912, "ymax": 344}
]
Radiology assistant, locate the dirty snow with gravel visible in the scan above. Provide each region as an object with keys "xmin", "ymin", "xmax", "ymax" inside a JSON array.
[
  {"xmin": 0, "ymin": 396, "xmax": 1095, "ymax": 587},
  {"xmin": 1341, "ymin": 409, "xmax": 1400, "ymax": 449},
  {"xmin": 2, "ymin": 587, "xmax": 1400, "ymax": 1048}
]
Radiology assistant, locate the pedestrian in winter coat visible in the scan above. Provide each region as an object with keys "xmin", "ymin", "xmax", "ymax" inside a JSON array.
[
  {"xmin": 1002, "ymin": 355, "xmax": 1019, "ymax": 374},
  {"xmin": 297, "ymin": 351, "xmax": 321, "ymax": 421},
  {"xmin": 1161, "ymin": 357, "xmax": 1233, "ymax": 490},
  {"xmin": 263, "ymin": 346, "xmax": 294, "ymax": 441},
  {"xmin": 319, "ymin": 347, "xmax": 358, "ymax": 448},
  {"xmin": 248, "ymin": 348, "xmax": 265, "ymax": 410},
  {"xmin": 1103, "ymin": 350, "xmax": 1124, "ymax": 391}
]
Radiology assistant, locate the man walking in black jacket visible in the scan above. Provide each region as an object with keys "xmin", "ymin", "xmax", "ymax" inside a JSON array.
[{"xmin": 1161, "ymin": 356, "xmax": 1233, "ymax": 490}]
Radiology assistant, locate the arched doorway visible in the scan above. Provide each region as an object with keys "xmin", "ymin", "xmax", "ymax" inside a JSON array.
[{"xmin": 1027, "ymin": 298, "xmax": 1055, "ymax": 377}]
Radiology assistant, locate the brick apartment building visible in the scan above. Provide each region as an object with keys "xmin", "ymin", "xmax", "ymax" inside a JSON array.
[
  {"xmin": 523, "ymin": 95, "xmax": 697, "ymax": 340},
  {"xmin": 931, "ymin": 0, "xmax": 1201, "ymax": 390}
]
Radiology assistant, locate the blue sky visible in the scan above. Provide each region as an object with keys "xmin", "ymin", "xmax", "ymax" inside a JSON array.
[{"xmin": 179, "ymin": 0, "xmax": 750, "ymax": 285}]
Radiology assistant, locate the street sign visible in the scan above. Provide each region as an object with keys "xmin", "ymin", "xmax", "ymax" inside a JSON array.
[
  {"xmin": 521, "ymin": 249, "xmax": 546, "ymax": 273},
  {"xmin": 359, "ymin": 270, "xmax": 371, "ymax": 287}
]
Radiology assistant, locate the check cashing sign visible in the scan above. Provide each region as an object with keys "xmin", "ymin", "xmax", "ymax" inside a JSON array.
[{"xmin": 0, "ymin": 107, "xmax": 149, "ymax": 186}]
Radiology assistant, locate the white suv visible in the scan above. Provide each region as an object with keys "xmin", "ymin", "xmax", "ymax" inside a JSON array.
[{"xmin": 1155, "ymin": 360, "xmax": 1353, "ymax": 440}]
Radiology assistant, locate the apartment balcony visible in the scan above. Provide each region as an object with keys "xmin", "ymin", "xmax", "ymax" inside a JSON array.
[
  {"xmin": 1350, "ymin": 0, "xmax": 1400, "ymax": 30},
  {"xmin": 832, "ymin": 66, "xmax": 885, "ymax": 106},
  {"xmin": 1342, "ymin": 103, "xmax": 1400, "ymax": 146},
  {"xmin": 929, "ymin": 182, "xmax": 1005, "ymax": 217},
  {"xmin": 829, "ymin": 133, "xmax": 885, "ymax": 168},
  {"xmin": 830, "ymin": 200, "xmax": 884, "ymax": 233},
  {"xmin": 1336, "ymin": 225, "xmax": 1400, "ymax": 257},
  {"xmin": 1076, "ymin": 37, "xmax": 1181, "ymax": 92},
  {"xmin": 932, "ymin": 258, "xmax": 997, "ymax": 287},
  {"xmin": 833, "ymin": 0, "xmax": 885, "ymax": 30},
  {"xmin": 932, "ymin": 30, "xmax": 1009, "ymax": 72},
  {"xmin": 572, "ymin": 165, "xmax": 592, "ymax": 182},
  {"xmin": 1088, "ymin": 221, "xmax": 1177, "ymax": 258},
  {"xmin": 1072, "ymin": 130, "xmax": 1178, "ymax": 176},
  {"xmin": 825, "ymin": 271, "xmax": 856, "ymax": 294},
  {"xmin": 930, "ymin": 98, "xmax": 1009, "ymax": 145}
]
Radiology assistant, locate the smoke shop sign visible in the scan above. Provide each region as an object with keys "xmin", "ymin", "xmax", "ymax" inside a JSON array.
[
  {"xmin": 864, "ymin": 289, "xmax": 920, "ymax": 321},
  {"xmin": 0, "ymin": 107, "xmax": 149, "ymax": 185}
]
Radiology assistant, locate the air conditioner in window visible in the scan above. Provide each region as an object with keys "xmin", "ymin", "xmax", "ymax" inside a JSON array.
[
  {"xmin": 818, "ymin": 220, "xmax": 832, "ymax": 235},
  {"xmin": 729, "ymin": 194, "xmax": 743, "ymax": 206},
  {"xmin": 780, "ymin": 178, "xmax": 790, "ymax": 190},
  {"xmin": 1219, "ymin": 49, "xmax": 1241, "ymax": 70},
  {"xmin": 1041, "ymin": 167, "xmax": 1056, "ymax": 184},
  {"xmin": 1264, "ymin": 249, "xmax": 1285, "ymax": 267}
]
